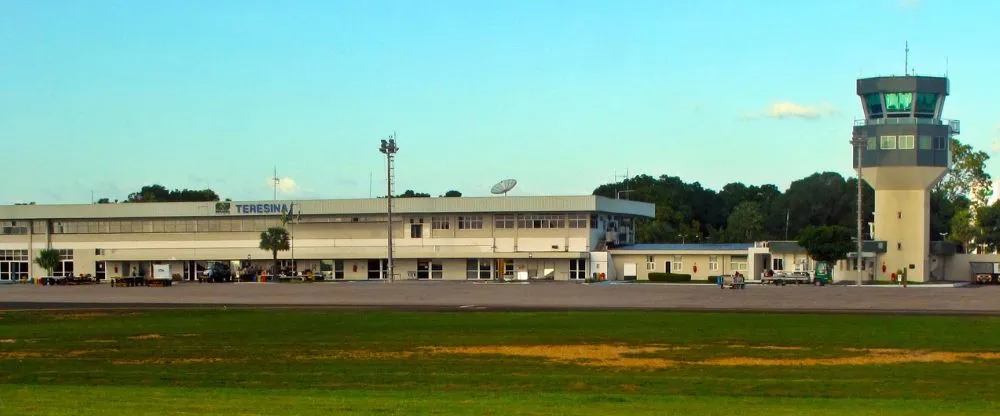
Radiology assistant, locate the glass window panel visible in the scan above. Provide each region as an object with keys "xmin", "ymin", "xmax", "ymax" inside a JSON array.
[
  {"xmin": 866, "ymin": 137, "xmax": 877, "ymax": 150},
  {"xmin": 884, "ymin": 92, "xmax": 913, "ymax": 112},
  {"xmin": 880, "ymin": 136, "xmax": 897, "ymax": 150},
  {"xmin": 898, "ymin": 135, "xmax": 915, "ymax": 150},
  {"xmin": 919, "ymin": 136, "xmax": 933, "ymax": 150},
  {"xmin": 865, "ymin": 93, "xmax": 883, "ymax": 115},
  {"xmin": 915, "ymin": 93, "xmax": 938, "ymax": 114}
]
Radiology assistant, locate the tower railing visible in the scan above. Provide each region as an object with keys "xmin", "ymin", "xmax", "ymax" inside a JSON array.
[{"xmin": 853, "ymin": 118, "xmax": 957, "ymax": 127}]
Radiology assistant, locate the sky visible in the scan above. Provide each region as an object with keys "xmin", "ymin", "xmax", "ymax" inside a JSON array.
[{"xmin": 2, "ymin": 0, "xmax": 999, "ymax": 204}]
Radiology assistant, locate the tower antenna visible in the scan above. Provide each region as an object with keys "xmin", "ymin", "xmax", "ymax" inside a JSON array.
[
  {"xmin": 904, "ymin": 41, "xmax": 910, "ymax": 75},
  {"xmin": 272, "ymin": 166, "xmax": 279, "ymax": 201}
]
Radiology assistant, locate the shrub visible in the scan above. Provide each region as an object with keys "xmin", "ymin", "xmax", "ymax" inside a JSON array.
[{"xmin": 647, "ymin": 273, "xmax": 692, "ymax": 282}]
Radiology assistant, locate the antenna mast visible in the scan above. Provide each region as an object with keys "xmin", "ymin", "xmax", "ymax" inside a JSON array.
[
  {"xmin": 272, "ymin": 166, "xmax": 279, "ymax": 201},
  {"xmin": 904, "ymin": 41, "xmax": 910, "ymax": 75},
  {"xmin": 614, "ymin": 169, "xmax": 632, "ymax": 200}
]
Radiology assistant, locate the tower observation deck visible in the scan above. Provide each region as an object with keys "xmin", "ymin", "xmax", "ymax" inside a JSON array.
[{"xmin": 852, "ymin": 75, "xmax": 958, "ymax": 281}]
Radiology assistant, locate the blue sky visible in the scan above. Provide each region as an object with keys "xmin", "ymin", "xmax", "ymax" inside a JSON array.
[{"xmin": 2, "ymin": 0, "xmax": 998, "ymax": 204}]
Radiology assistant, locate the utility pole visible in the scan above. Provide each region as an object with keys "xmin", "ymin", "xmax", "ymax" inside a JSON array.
[
  {"xmin": 379, "ymin": 133, "xmax": 399, "ymax": 282},
  {"xmin": 851, "ymin": 132, "xmax": 866, "ymax": 286}
]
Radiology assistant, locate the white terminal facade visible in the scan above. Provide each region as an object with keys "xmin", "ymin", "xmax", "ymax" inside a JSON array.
[
  {"xmin": 0, "ymin": 193, "xmax": 994, "ymax": 283},
  {"xmin": 0, "ymin": 196, "xmax": 652, "ymax": 282}
]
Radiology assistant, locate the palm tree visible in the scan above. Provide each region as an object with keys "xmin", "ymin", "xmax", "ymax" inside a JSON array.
[
  {"xmin": 259, "ymin": 227, "xmax": 291, "ymax": 275},
  {"xmin": 35, "ymin": 248, "xmax": 61, "ymax": 278}
]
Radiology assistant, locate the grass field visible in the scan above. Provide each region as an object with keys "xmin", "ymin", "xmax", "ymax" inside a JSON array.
[{"xmin": 2, "ymin": 309, "xmax": 1000, "ymax": 415}]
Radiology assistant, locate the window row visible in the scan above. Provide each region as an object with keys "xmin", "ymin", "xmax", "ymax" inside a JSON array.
[
  {"xmin": 52, "ymin": 219, "xmax": 283, "ymax": 234},
  {"xmin": 0, "ymin": 249, "xmax": 29, "ymax": 261},
  {"xmin": 865, "ymin": 92, "xmax": 939, "ymax": 116},
  {"xmin": 866, "ymin": 135, "xmax": 947, "ymax": 151},
  {"xmin": 644, "ymin": 255, "xmax": 745, "ymax": 272},
  {"xmin": 496, "ymin": 213, "xmax": 591, "ymax": 229}
]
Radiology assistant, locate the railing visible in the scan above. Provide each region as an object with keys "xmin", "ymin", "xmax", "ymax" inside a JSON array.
[{"xmin": 853, "ymin": 118, "xmax": 954, "ymax": 127}]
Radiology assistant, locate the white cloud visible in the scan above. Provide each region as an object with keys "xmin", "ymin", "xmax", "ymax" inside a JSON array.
[
  {"xmin": 742, "ymin": 101, "xmax": 839, "ymax": 120},
  {"xmin": 265, "ymin": 177, "xmax": 300, "ymax": 194}
]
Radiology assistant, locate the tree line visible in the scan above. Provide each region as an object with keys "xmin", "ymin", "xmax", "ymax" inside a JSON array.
[{"xmin": 592, "ymin": 138, "xmax": 994, "ymax": 252}]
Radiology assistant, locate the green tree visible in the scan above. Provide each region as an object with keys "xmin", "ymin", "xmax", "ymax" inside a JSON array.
[
  {"xmin": 127, "ymin": 185, "xmax": 220, "ymax": 202},
  {"xmin": 937, "ymin": 138, "xmax": 992, "ymax": 207},
  {"xmin": 974, "ymin": 202, "xmax": 1000, "ymax": 252},
  {"xmin": 725, "ymin": 201, "xmax": 764, "ymax": 242},
  {"xmin": 34, "ymin": 248, "xmax": 61, "ymax": 277},
  {"xmin": 96, "ymin": 198, "xmax": 111, "ymax": 204},
  {"xmin": 259, "ymin": 227, "xmax": 291, "ymax": 274},
  {"xmin": 796, "ymin": 225, "xmax": 854, "ymax": 265},
  {"xmin": 442, "ymin": 190, "xmax": 462, "ymax": 197},
  {"xmin": 949, "ymin": 207, "xmax": 977, "ymax": 250}
]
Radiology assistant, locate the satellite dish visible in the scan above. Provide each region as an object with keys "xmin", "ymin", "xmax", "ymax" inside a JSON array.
[{"xmin": 490, "ymin": 179, "xmax": 518, "ymax": 196}]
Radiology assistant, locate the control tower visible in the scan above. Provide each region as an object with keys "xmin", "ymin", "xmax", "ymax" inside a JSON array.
[{"xmin": 853, "ymin": 76, "xmax": 958, "ymax": 282}]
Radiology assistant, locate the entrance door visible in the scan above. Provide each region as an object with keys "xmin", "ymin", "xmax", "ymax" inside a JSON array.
[
  {"xmin": 416, "ymin": 260, "xmax": 430, "ymax": 279},
  {"xmin": 665, "ymin": 261, "xmax": 672, "ymax": 273},
  {"xmin": 95, "ymin": 262, "xmax": 106, "ymax": 281}
]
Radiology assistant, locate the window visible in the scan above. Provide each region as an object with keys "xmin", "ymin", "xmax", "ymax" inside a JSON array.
[
  {"xmin": 466, "ymin": 259, "xmax": 491, "ymax": 279},
  {"xmin": 645, "ymin": 256, "xmax": 655, "ymax": 271},
  {"xmin": 884, "ymin": 92, "xmax": 913, "ymax": 113},
  {"xmin": 730, "ymin": 256, "xmax": 748, "ymax": 271},
  {"xmin": 568, "ymin": 214, "xmax": 588, "ymax": 228},
  {"xmin": 458, "ymin": 216, "xmax": 483, "ymax": 230},
  {"xmin": 590, "ymin": 215, "xmax": 598, "ymax": 229},
  {"xmin": 410, "ymin": 223, "xmax": 423, "ymax": 238},
  {"xmin": 569, "ymin": 259, "xmax": 586, "ymax": 280},
  {"xmin": 915, "ymin": 92, "xmax": 938, "ymax": 114},
  {"xmin": 431, "ymin": 217, "xmax": 450, "ymax": 230},
  {"xmin": 367, "ymin": 259, "xmax": 387, "ymax": 279},
  {"xmin": 933, "ymin": 137, "xmax": 948, "ymax": 150},
  {"xmin": 880, "ymin": 136, "xmax": 897, "ymax": 150},
  {"xmin": 919, "ymin": 136, "xmax": 933, "ymax": 150},
  {"xmin": 866, "ymin": 137, "xmax": 877, "ymax": 150},
  {"xmin": 898, "ymin": 135, "xmax": 915, "ymax": 150},
  {"xmin": 518, "ymin": 214, "xmax": 565, "ymax": 229},
  {"xmin": 321, "ymin": 260, "xmax": 345, "ymax": 280},
  {"xmin": 494, "ymin": 215, "xmax": 516, "ymax": 229},
  {"xmin": 672, "ymin": 255, "xmax": 683, "ymax": 272},
  {"xmin": 865, "ymin": 93, "xmax": 882, "ymax": 116},
  {"xmin": 53, "ymin": 249, "xmax": 74, "ymax": 277},
  {"xmin": 772, "ymin": 258, "xmax": 784, "ymax": 271},
  {"xmin": 431, "ymin": 263, "xmax": 443, "ymax": 279},
  {"xmin": 0, "ymin": 223, "xmax": 27, "ymax": 235},
  {"xmin": 0, "ymin": 249, "xmax": 29, "ymax": 281},
  {"xmin": 708, "ymin": 256, "xmax": 719, "ymax": 271}
]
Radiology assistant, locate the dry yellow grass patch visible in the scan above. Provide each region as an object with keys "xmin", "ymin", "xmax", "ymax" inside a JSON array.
[
  {"xmin": 699, "ymin": 348, "xmax": 1000, "ymax": 367},
  {"xmin": 128, "ymin": 334, "xmax": 163, "ymax": 340},
  {"xmin": 290, "ymin": 351, "xmax": 416, "ymax": 361},
  {"xmin": 112, "ymin": 357, "xmax": 230, "ymax": 365},
  {"xmin": 0, "ymin": 351, "xmax": 43, "ymax": 359},
  {"xmin": 421, "ymin": 344, "xmax": 678, "ymax": 370},
  {"xmin": 417, "ymin": 344, "xmax": 1000, "ymax": 369},
  {"xmin": 0, "ymin": 339, "xmax": 16, "ymax": 344},
  {"xmin": 84, "ymin": 339, "xmax": 117, "ymax": 343}
]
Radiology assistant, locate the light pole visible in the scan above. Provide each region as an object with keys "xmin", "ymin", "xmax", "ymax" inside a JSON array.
[
  {"xmin": 851, "ymin": 132, "xmax": 866, "ymax": 286},
  {"xmin": 379, "ymin": 134, "xmax": 398, "ymax": 282}
]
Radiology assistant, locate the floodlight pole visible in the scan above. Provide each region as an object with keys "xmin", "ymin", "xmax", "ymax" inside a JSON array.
[
  {"xmin": 851, "ymin": 132, "xmax": 865, "ymax": 287},
  {"xmin": 379, "ymin": 134, "xmax": 399, "ymax": 283}
]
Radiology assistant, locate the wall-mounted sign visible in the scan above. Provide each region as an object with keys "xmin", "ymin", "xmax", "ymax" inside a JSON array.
[
  {"xmin": 215, "ymin": 202, "xmax": 231, "ymax": 214},
  {"xmin": 233, "ymin": 203, "xmax": 290, "ymax": 215}
]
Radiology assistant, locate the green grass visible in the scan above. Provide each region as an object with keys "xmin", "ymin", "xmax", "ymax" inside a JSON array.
[{"xmin": 2, "ymin": 309, "xmax": 1000, "ymax": 415}]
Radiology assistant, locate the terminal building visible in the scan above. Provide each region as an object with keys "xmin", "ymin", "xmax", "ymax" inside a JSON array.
[
  {"xmin": 0, "ymin": 193, "xmax": 996, "ymax": 284},
  {"xmin": 0, "ymin": 196, "xmax": 655, "ymax": 282}
]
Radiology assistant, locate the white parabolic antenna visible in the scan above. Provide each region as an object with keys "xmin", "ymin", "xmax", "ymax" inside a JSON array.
[{"xmin": 490, "ymin": 179, "xmax": 518, "ymax": 196}]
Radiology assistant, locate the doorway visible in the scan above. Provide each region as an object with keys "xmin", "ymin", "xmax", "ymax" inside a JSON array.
[
  {"xmin": 416, "ymin": 260, "xmax": 430, "ymax": 279},
  {"xmin": 95, "ymin": 262, "xmax": 106, "ymax": 281},
  {"xmin": 664, "ymin": 261, "xmax": 672, "ymax": 274}
]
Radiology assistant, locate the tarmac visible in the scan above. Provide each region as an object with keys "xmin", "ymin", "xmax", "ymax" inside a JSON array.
[{"xmin": 2, "ymin": 280, "xmax": 999, "ymax": 314}]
